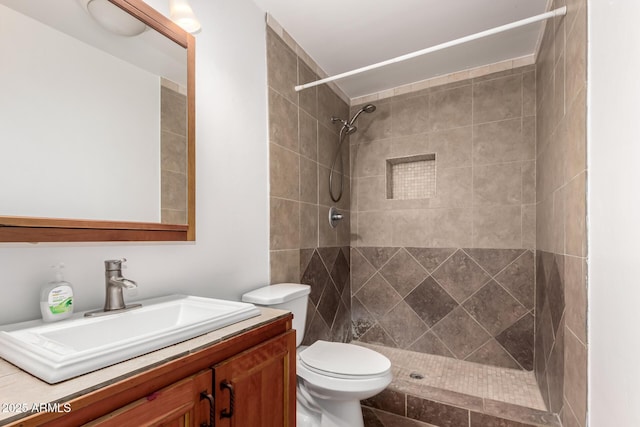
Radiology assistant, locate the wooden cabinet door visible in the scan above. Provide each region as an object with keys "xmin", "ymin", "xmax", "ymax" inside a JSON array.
[
  {"xmin": 83, "ymin": 370, "xmax": 213, "ymax": 427},
  {"xmin": 213, "ymin": 331, "xmax": 296, "ymax": 427}
]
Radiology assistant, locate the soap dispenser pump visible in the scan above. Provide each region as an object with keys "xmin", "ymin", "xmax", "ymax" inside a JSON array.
[{"xmin": 40, "ymin": 263, "xmax": 74, "ymax": 322}]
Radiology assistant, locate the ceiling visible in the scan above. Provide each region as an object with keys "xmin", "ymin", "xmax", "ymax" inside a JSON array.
[{"xmin": 251, "ymin": 0, "xmax": 549, "ymax": 99}]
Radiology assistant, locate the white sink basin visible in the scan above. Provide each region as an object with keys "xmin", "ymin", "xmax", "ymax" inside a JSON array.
[{"xmin": 0, "ymin": 295, "xmax": 260, "ymax": 383}]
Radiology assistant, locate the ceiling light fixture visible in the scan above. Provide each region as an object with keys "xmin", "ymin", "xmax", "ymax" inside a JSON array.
[
  {"xmin": 169, "ymin": 0, "xmax": 201, "ymax": 34},
  {"xmin": 80, "ymin": 0, "xmax": 147, "ymax": 37}
]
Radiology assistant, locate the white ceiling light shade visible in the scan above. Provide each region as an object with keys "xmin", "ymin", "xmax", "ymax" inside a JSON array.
[
  {"xmin": 81, "ymin": 0, "xmax": 146, "ymax": 37},
  {"xmin": 169, "ymin": 0, "xmax": 201, "ymax": 34}
]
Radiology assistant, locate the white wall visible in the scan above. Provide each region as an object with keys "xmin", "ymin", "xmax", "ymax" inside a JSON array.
[
  {"xmin": 589, "ymin": 2, "xmax": 640, "ymax": 425},
  {"xmin": 0, "ymin": 4, "xmax": 160, "ymax": 222},
  {"xmin": 0, "ymin": 0, "xmax": 269, "ymax": 325}
]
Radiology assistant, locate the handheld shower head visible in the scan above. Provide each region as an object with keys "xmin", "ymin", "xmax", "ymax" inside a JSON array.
[
  {"xmin": 332, "ymin": 117, "xmax": 357, "ymax": 135},
  {"xmin": 348, "ymin": 103, "xmax": 377, "ymax": 126},
  {"xmin": 328, "ymin": 103, "xmax": 376, "ymax": 203}
]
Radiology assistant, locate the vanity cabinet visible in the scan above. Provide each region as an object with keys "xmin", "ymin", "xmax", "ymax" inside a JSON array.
[
  {"xmin": 84, "ymin": 370, "xmax": 212, "ymax": 426},
  {"xmin": 213, "ymin": 333, "xmax": 293, "ymax": 427},
  {"xmin": 9, "ymin": 314, "xmax": 295, "ymax": 427}
]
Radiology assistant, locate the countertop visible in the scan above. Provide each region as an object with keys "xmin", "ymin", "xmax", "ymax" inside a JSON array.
[{"xmin": 0, "ymin": 307, "xmax": 289, "ymax": 425}]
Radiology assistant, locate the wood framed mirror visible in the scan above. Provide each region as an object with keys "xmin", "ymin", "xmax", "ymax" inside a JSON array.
[{"xmin": 0, "ymin": 0, "xmax": 195, "ymax": 242}]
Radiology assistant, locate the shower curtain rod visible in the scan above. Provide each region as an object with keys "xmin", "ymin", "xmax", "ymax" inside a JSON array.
[{"xmin": 294, "ymin": 6, "xmax": 567, "ymax": 92}]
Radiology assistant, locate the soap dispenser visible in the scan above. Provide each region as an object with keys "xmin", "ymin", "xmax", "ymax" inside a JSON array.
[{"xmin": 40, "ymin": 263, "xmax": 74, "ymax": 322}]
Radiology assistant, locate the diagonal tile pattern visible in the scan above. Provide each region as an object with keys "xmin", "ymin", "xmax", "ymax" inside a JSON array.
[
  {"xmin": 405, "ymin": 277, "xmax": 457, "ymax": 327},
  {"xmin": 405, "ymin": 247, "xmax": 456, "ymax": 273},
  {"xmin": 356, "ymin": 274, "xmax": 402, "ymax": 317},
  {"xmin": 380, "ymin": 249, "xmax": 429, "ymax": 297},
  {"xmin": 431, "ymin": 306, "xmax": 491, "ymax": 359},
  {"xmin": 359, "ymin": 247, "xmax": 400, "ymax": 269},
  {"xmin": 431, "ymin": 250, "xmax": 492, "ymax": 303},
  {"xmin": 462, "ymin": 280, "xmax": 529, "ymax": 336},
  {"xmin": 534, "ymin": 251, "xmax": 566, "ymax": 413},
  {"xmin": 352, "ymin": 246, "xmax": 535, "ymax": 371},
  {"xmin": 300, "ymin": 247, "xmax": 351, "ymax": 345},
  {"xmin": 351, "ymin": 248, "xmax": 376, "ymax": 293}
]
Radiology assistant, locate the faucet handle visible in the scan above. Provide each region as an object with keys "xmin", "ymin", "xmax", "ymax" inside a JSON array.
[{"xmin": 104, "ymin": 258, "xmax": 127, "ymax": 271}]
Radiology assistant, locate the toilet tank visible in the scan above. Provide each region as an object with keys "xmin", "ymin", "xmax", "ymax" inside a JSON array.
[{"xmin": 242, "ymin": 283, "xmax": 310, "ymax": 347}]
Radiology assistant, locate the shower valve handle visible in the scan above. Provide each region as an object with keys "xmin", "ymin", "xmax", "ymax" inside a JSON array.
[{"xmin": 329, "ymin": 207, "xmax": 343, "ymax": 228}]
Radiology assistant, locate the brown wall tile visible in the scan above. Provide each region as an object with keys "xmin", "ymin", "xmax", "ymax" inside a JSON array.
[
  {"xmin": 429, "ymin": 167, "xmax": 473, "ymax": 209},
  {"xmin": 473, "ymin": 74, "xmax": 522, "ymax": 124},
  {"xmin": 270, "ymin": 250, "xmax": 300, "ymax": 284},
  {"xmin": 407, "ymin": 395, "xmax": 470, "ymax": 426},
  {"xmin": 473, "ymin": 163, "xmax": 522, "ymax": 206},
  {"xmin": 317, "ymin": 123, "xmax": 339, "ymax": 168},
  {"xmin": 532, "ymin": 7, "xmax": 588, "ymax": 410},
  {"xmin": 428, "ymin": 85, "xmax": 472, "ymax": 131},
  {"xmin": 269, "ymin": 143, "xmax": 299, "ymax": 199},
  {"xmin": 564, "ymin": 330, "xmax": 587, "ymax": 427},
  {"xmin": 352, "ymin": 246, "xmax": 535, "ymax": 369},
  {"xmin": 429, "ymin": 126, "xmax": 472, "ymax": 168},
  {"xmin": 564, "ymin": 256, "xmax": 587, "ymax": 344},
  {"xmin": 470, "ymin": 412, "xmax": 531, "ymax": 427},
  {"xmin": 465, "ymin": 339, "xmax": 521, "ymax": 370},
  {"xmin": 270, "ymin": 197, "xmax": 299, "ymax": 250},
  {"xmin": 362, "ymin": 388, "xmax": 406, "ymax": 417},
  {"xmin": 564, "ymin": 172, "xmax": 587, "ymax": 257},
  {"xmin": 299, "ymin": 109, "xmax": 318, "ymax": 161},
  {"xmin": 391, "ymin": 95, "xmax": 430, "ymax": 137},
  {"xmin": 269, "ymin": 88, "xmax": 299, "ymax": 151},
  {"xmin": 352, "ymin": 101, "xmax": 393, "ymax": 144},
  {"xmin": 379, "ymin": 301, "xmax": 427, "ymax": 348},
  {"xmin": 299, "ymin": 156, "xmax": 318, "ymax": 204},
  {"xmin": 318, "ymin": 205, "xmax": 337, "ymax": 247},
  {"xmin": 266, "ymin": 28, "xmax": 297, "ymax": 104},
  {"xmin": 161, "ymin": 131, "xmax": 187, "ymax": 174},
  {"xmin": 160, "ymin": 86, "xmax": 187, "ymax": 136},
  {"xmin": 268, "ymin": 26, "xmax": 351, "ymax": 288},
  {"xmin": 473, "ymin": 205, "xmax": 522, "ymax": 248},
  {"xmin": 161, "ymin": 170, "xmax": 187, "ymax": 210},
  {"xmin": 300, "ymin": 202, "xmax": 318, "ymax": 249},
  {"xmin": 472, "ymin": 118, "xmax": 533, "ymax": 165},
  {"xmin": 298, "ymin": 61, "xmax": 318, "ymax": 118}
]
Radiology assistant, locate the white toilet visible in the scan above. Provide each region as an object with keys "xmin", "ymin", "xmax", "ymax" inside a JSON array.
[{"xmin": 242, "ymin": 283, "xmax": 392, "ymax": 427}]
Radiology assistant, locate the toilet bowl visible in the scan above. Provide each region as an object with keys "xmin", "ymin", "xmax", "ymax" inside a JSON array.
[{"xmin": 242, "ymin": 284, "xmax": 392, "ymax": 427}]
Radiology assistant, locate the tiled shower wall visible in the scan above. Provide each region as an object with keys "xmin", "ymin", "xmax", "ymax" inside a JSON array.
[
  {"xmin": 160, "ymin": 80, "xmax": 187, "ymax": 224},
  {"xmin": 535, "ymin": 0, "xmax": 587, "ymax": 425},
  {"xmin": 350, "ymin": 66, "xmax": 537, "ymax": 371},
  {"xmin": 266, "ymin": 27, "xmax": 352, "ymax": 343}
]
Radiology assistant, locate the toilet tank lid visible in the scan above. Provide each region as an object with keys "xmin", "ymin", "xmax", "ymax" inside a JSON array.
[{"xmin": 242, "ymin": 283, "xmax": 310, "ymax": 305}]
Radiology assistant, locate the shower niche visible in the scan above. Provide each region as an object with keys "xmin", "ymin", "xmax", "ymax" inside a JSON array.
[{"xmin": 386, "ymin": 153, "xmax": 436, "ymax": 200}]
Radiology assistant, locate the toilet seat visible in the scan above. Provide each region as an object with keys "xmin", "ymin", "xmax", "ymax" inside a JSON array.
[{"xmin": 298, "ymin": 341, "xmax": 391, "ymax": 380}]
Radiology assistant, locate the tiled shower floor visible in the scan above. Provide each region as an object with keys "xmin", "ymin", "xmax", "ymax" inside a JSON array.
[{"xmin": 358, "ymin": 343, "xmax": 546, "ymax": 411}]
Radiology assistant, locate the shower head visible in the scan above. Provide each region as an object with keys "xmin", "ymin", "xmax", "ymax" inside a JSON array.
[
  {"xmin": 348, "ymin": 103, "xmax": 377, "ymax": 126},
  {"xmin": 332, "ymin": 116, "xmax": 357, "ymax": 135},
  {"xmin": 328, "ymin": 103, "xmax": 375, "ymax": 203}
]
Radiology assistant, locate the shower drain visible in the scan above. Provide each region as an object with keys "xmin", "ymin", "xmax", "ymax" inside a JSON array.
[{"xmin": 409, "ymin": 372, "xmax": 424, "ymax": 380}]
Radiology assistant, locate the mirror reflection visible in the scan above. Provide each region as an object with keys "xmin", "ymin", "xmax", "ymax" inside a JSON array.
[{"xmin": 0, "ymin": 0, "xmax": 188, "ymax": 224}]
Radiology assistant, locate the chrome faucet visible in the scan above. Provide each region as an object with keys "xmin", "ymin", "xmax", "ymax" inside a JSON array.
[{"xmin": 85, "ymin": 258, "xmax": 141, "ymax": 317}]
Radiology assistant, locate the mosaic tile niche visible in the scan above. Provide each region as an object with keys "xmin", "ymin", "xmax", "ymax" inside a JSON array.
[{"xmin": 352, "ymin": 247, "xmax": 534, "ymax": 371}]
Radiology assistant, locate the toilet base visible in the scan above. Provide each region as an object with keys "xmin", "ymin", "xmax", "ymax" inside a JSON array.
[{"xmin": 297, "ymin": 384, "xmax": 364, "ymax": 427}]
